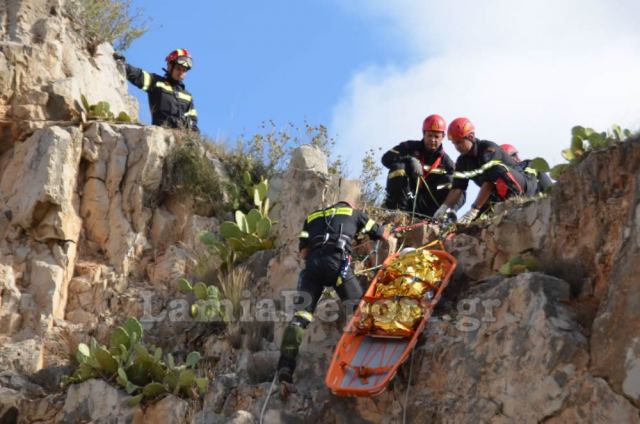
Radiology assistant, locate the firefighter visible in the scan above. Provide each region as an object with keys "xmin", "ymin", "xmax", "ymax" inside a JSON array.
[
  {"xmin": 277, "ymin": 201, "xmax": 393, "ymax": 386},
  {"xmin": 113, "ymin": 49, "xmax": 199, "ymax": 132},
  {"xmin": 381, "ymin": 114, "xmax": 464, "ymax": 217},
  {"xmin": 500, "ymin": 144, "xmax": 553, "ymax": 193},
  {"xmin": 434, "ymin": 118, "xmax": 537, "ymax": 225}
]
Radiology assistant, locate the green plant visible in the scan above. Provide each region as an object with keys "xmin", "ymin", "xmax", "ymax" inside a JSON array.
[
  {"xmin": 243, "ymin": 121, "xmax": 346, "ymax": 177},
  {"xmin": 499, "ymin": 254, "xmax": 539, "ymax": 276},
  {"xmin": 193, "ymin": 122, "xmax": 344, "ymax": 215},
  {"xmin": 179, "ymin": 267, "xmax": 250, "ymax": 326},
  {"xmin": 304, "ymin": 123, "xmax": 345, "ymax": 175},
  {"xmin": 80, "ymin": 95, "xmax": 132, "ymax": 122},
  {"xmin": 68, "ymin": 0, "xmax": 149, "ymax": 54},
  {"xmin": 526, "ymin": 157, "xmax": 551, "ymax": 173},
  {"xmin": 219, "ymin": 148, "xmax": 270, "ymax": 213},
  {"xmin": 199, "ymin": 173, "xmax": 275, "ymax": 273},
  {"xmin": 550, "ymin": 125, "xmax": 636, "ymax": 180},
  {"xmin": 178, "ymin": 278, "xmax": 223, "ymax": 322},
  {"xmin": 216, "ymin": 266, "xmax": 251, "ymax": 320},
  {"xmin": 162, "ymin": 138, "xmax": 222, "ymax": 215},
  {"xmin": 360, "ymin": 147, "xmax": 385, "ymax": 207},
  {"xmin": 63, "ymin": 317, "xmax": 207, "ymax": 406}
]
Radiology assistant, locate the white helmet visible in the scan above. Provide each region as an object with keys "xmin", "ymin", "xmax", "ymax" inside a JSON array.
[{"xmin": 399, "ymin": 247, "xmax": 416, "ymax": 256}]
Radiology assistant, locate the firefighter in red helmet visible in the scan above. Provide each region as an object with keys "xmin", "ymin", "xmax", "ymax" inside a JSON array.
[
  {"xmin": 381, "ymin": 114, "xmax": 464, "ymax": 217},
  {"xmin": 114, "ymin": 49, "xmax": 199, "ymax": 132},
  {"xmin": 277, "ymin": 201, "xmax": 393, "ymax": 391},
  {"xmin": 500, "ymin": 144, "xmax": 520, "ymax": 162},
  {"xmin": 434, "ymin": 118, "xmax": 537, "ymax": 224},
  {"xmin": 500, "ymin": 144, "xmax": 553, "ymax": 193}
]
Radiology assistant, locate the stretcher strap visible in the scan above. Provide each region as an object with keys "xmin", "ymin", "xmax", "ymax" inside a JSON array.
[{"xmin": 339, "ymin": 361, "xmax": 394, "ymax": 384}]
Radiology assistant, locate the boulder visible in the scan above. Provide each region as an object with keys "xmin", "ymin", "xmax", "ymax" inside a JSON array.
[
  {"xmin": 147, "ymin": 245, "xmax": 191, "ymax": 287},
  {"xmin": 226, "ymin": 410, "xmax": 255, "ymax": 424},
  {"xmin": 60, "ymin": 379, "xmax": 137, "ymax": 423},
  {"xmin": 138, "ymin": 395, "xmax": 189, "ymax": 424},
  {"xmin": 0, "ymin": 338, "xmax": 44, "ymax": 374}
]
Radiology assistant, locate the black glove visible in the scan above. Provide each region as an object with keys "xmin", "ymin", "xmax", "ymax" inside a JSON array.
[
  {"xmin": 405, "ymin": 156, "xmax": 423, "ymax": 177},
  {"xmin": 113, "ymin": 52, "xmax": 126, "ymax": 62}
]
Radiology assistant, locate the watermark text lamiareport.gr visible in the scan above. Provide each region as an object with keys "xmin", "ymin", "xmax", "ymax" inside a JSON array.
[{"xmin": 140, "ymin": 290, "xmax": 502, "ymax": 332}]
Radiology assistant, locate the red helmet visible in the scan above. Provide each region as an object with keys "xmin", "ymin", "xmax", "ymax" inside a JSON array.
[
  {"xmin": 165, "ymin": 48, "xmax": 193, "ymax": 69},
  {"xmin": 500, "ymin": 144, "xmax": 518, "ymax": 156},
  {"xmin": 448, "ymin": 117, "xmax": 475, "ymax": 141},
  {"xmin": 422, "ymin": 114, "xmax": 446, "ymax": 133}
]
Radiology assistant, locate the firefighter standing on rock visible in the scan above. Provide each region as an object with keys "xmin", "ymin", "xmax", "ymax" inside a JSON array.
[
  {"xmin": 381, "ymin": 114, "xmax": 464, "ymax": 217},
  {"xmin": 114, "ymin": 48, "xmax": 199, "ymax": 132},
  {"xmin": 277, "ymin": 201, "xmax": 394, "ymax": 390}
]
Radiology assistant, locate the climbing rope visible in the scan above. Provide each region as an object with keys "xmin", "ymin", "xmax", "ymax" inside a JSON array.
[
  {"xmin": 402, "ymin": 348, "xmax": 416, "ymax": 424},
  {"xmin": 259, "ymin": 373, "xmax": 278, "ymax": 424},
  {"xmin": 393, "ymin": 219, "xmax": 433, "ymax": 234},
  {"xmin": 419, "ymin": 175, "xmax": 441, "ymax": 209},
  {"xmin": 410, "ymin": 177, "xmax": 421, "ymax": 224},
  {"xmin": 354, "ymin": 263, "xmax": 384, "ymax": 276},
  {"xmin": 356, "ymin": 239, "xmax": 380, "ymax": 265}
]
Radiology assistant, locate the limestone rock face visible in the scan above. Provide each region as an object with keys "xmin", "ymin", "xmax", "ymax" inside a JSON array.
[
  {"xmin": 0, "ymin": 338, "xmax": 43, "ymax": 374},
  {"xmin": 80, "ymin": 122, "xmax": 175, "ymax": 275},
  {"xmin": 0, "ymin": 0, "xmax": 138, "ymax": 144},
  {"xmin": 409, "ymin": 274, "xmax": 589, "ymax": 422},
  {"xmin": 0, "ymin": 261, "xmax": 21, "ymax": 334},
  {"xmin": 60, "ymin": 379, "xmax": 137, "ymax": 423},
  {"xmin": 0, "ymin": 126, "xmax": 83, "ymax": 242},
  {"xmin": 2, "ymin": 9, "xmax": 640, "ymax": 419},
  {"xmin": 446, "ymin": 139, "xmax": 640, "ymax": 410},
  {"xmin": 0, "ymin": 126, "xmax": 82, "ymax": 338},
  {"xmin": 137, "ymin": 395, "xmax": 189, "ymax": 424},
  {"xmin": 0, "ymin": 122, "xmax": 194, "ymax": 382}
]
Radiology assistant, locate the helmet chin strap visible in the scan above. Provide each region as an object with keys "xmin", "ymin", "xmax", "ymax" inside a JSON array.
[{"xmin": 163, "ymin": 63, "xmax": 176, "ymax": 80}]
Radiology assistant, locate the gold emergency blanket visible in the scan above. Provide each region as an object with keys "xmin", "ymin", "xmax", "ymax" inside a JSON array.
[
  {"xmin": 375, "ymin": 249, "xmax": 445, "ymax": 298},
  {"xmin": 357, "ymin": 299, "xmax": 423, "ymax": 337}
]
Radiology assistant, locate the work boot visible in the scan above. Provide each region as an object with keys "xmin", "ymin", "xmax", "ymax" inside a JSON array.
[
  {"xmin": 277, "ymin": 366, "xmax": 293, "ymax": 384},
  {"xmin": 277, "ymin": 366, "xmax": 294, "ymax": 400}
]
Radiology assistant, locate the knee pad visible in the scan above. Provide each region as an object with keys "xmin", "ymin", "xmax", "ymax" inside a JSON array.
[
  {"xmin": 292, "ymin": 311, "xmax": 313, "ymax": 329},
  {"xmin": 280, "ymin": 322, "xmax": 306, "ymax": 357}
]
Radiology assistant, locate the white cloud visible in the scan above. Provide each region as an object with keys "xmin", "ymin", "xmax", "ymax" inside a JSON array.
[{"xmin": 332, "ymin": 0, "xmax": 640, "ymax": 177}]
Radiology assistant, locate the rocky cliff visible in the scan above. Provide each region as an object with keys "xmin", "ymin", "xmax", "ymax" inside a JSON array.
[
  {"xmin": 1, "ymin": 0, "xmax": 137, "ymax": 148},
  {"xmin": 1, "ymin": 1, "xmax": 640, "ymax": 423}
]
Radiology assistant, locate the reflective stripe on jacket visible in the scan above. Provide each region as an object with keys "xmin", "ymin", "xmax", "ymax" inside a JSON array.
[
  {"xmin": 299, "ymin": 202, "xmax": 384, "ymax": 253},
  {"xmin": 125, "ymin": 64, "xmax": 199, "ymax": 132},
  {"xmin": 452, "ymin": 139, "xmax": 528, "ymax": 198}
]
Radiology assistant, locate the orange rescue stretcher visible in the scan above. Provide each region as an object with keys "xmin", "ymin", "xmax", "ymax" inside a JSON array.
[{"xmin": 325, "ymin": 242, "xmax": 457, "ymax": 396}]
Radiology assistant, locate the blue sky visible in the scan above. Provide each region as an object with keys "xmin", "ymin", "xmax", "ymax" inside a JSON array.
[
  {"xmin": 126, "ymin": 0, "xmax": 409, "ymax": 142},
  {"xmin": 124, "ymin": 1, "xmax": 640, "ymax": 209}
]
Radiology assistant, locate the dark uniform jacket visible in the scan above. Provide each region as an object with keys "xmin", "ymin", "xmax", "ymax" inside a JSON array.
[
  {"xmin": 519, "ymin": 159, "xmax": 553, "ymax": 193},
  {"xmin": 452, "ymin": 139, "xmax": 534, "ymax": 199},
  {"xmin": 125, "ymin": 64, "xmax": 199, "ymax": 132},
  {"xmin": 381, "ymin": 141, "xmax": 462, "ymax": 214},
  {"xmin": 298, "ymin": 202, "xmax": 384, "ymax": 256},
  {"xmin": 382, "ymin": 141, "xmax": 455, "ymax": 194}
]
